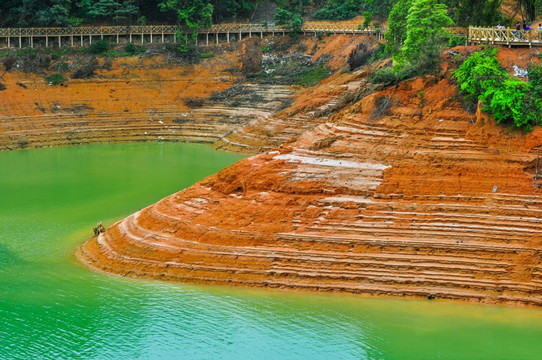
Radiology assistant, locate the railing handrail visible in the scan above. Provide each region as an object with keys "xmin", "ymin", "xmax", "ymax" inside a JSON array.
[
  {"xmin": 467, "ymin": 26, "xmax": 542, "ymax": 45},
  {"xmin": 0, "ymin": 23, "xmax": 383, "ymax": 37}
]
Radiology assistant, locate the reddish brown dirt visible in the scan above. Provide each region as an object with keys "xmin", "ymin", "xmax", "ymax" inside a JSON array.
[
  {"xmin": 78, "ymin": 47, "xmax": 542, "ymax": 306},
  {"xmin": 0, "ymin": 53, "xmax": 242, "ymax": 149}
]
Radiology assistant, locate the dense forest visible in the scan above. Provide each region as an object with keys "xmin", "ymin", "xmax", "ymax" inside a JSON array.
[
  {"xmin": 1, "ymin": 0, "xmax": 540, "ymax": 29},
  {"xmin": 0, "ymin": 0, "xmax": 542, "ymax": 28}
]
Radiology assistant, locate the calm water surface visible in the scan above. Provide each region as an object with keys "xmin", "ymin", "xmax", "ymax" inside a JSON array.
[{"xmin": 1, "ymin": 143, "xmax": 542, "ymax": 360}]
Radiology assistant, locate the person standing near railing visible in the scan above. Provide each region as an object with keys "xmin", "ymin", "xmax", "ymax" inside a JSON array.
[{"xmin": 514, "ymin": 21, "xmax": 522, "ymax": 40}]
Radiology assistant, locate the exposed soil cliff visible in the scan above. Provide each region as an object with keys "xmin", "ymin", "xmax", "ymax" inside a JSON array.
[
  {"xmin": 0, "ymin": 34, "xmax": 370, "ymax": 152},
  {"xmin": 78, "ymin": 46, "xmax": 542, "ymax": 306}
]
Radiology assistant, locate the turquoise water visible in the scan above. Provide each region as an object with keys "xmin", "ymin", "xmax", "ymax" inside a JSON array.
[{"xmin": 1, "ymin": 143, "xmax": 542, "ymax": 360}]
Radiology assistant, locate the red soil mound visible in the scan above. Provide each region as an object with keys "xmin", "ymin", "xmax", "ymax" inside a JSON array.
[{"xmin": 78, "ymin": 60, "xmax": 542, "ymax": 306}]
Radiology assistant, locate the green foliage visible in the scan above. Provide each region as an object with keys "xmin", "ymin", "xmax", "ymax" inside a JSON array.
[
  {"xmin": 385, "ymin": 0, "xmax": 412, "ymax": 56},
  {"xmin": 396, "ymin": 0, "xmax": 453, "ymax": 69},
  {"xmin": 482, "ymin": 78, "xmax": 540, "ymax": 130},
  {"xmin": 198, "ymin": 52, "xmax": 214, "ymax": 58},
  {"xmin": 159, "ymin": 0, "xmax": 213, "ymax": 31},
  {"xmin": 88, "ymin": 0, "xmax": 139, "ymax": 24},
  {"xmin": 295, "ymin": 64, "xmax": 329, "ymax": 87},
  {"xmin": 452, "ymin": 48, "xmax": 507, "ymax": 103},
  {"xmin": 369, "ymin": 62, "xmax": 425, "ymax": 86},
  {"xmin": 46, "ymin": 73, "xmax": 65, "ymax": 86},
  {"xmin": 363, "ymin": 11, "xmax": 373, "ymax": 28},
  {"xmin": 125, "ymin": 42, "xmax": 145, "ymax": 55},
  {"xmin": 453, "ymin": 48, "xmax": 542, "ymax": 130},
  {"xmin": 275, "ymin": 8, "xmax": 303, "ymax": 36},
  {"xmin": 89, "ymin": 39, "xmax": 110, "ymax": 54},
  {"xmin": 313, "ymin": 0, "xmax": 362, "ymax": 20},
  {"xmin": 527, "ymin": 62, "xmax": 542, "ymax": 97},
  {"xmin": 212, "ymin": 0, "xmax": 259, "ymax": 22},
  {"xmin": 444, "ymin": 0, "xmax": 503, "ymax": 26},
  {"xmin": 370, "ymin": 68, "xmax": 398, "ymax": 85},
  {"xmin": 102, "ymin": 50, "xmax": 117, "ymax": 57},
  {"xmin": 448, "ymin": 35, "xmax": 465, "ymax": 48}
]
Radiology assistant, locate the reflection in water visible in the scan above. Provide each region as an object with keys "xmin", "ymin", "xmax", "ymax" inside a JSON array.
[{"xmin": 1, "ymin": 143, "xmax": 542, "ymax": 360}]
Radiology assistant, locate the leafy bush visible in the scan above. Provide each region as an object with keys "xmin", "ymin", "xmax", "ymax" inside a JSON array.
[
  {"xmin": 449, "ymin": 35, "xmax": 465, "ymax": 48},
  {"xmin": 370, "ymin": 68, "xmax": 398, "ymax": 85},
  {"xmin": 275, "ymin": 8, "xmax": 303, "ymax": 38},
  {"xmin": 313, "ymin": 0, "xmax": 362, "ymax": 20},
  {"xmin": 295, "ymin": 64, "xmax": 329, "ymax": 87},
  {"xmin": 452, "ymin": 48, "xmax": 507, "ymax": 104},
  {"xmin": 363, "ymin": 11, "xmax": 373, "ymax": 28},
  {"xmin": 481, "ymin": 78, "xmax": 541, "ymax": 130},
  {"xmin": 453, "ymin": 48, "xmax": 542, "ymax": 130},
  {"xmin": 46, "ymin": 73, "xmax": 65, "ymax": 86},
  {"xmin": 198, "ymin": 52, "xmax": 214, "ymax": 59},
  {"xmin": 527, "ymin": 63, "xmax": 542, "ymax": 97},
  {"xmin": 89, "ymin": 39, "xmax": 110, "ymax": 54},
  {"xmin": 125, "ymin": 42, "xmax": 145, "ymax": 55}
]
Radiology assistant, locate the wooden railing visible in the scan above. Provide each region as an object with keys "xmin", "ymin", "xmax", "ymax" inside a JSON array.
[
  {"xmin": 0, "ymin": 23, "xmax": 381, "ymax": 37},
  {"xmin": 468, "ymin": 26, "xmax": 542, "ymax": 47}
]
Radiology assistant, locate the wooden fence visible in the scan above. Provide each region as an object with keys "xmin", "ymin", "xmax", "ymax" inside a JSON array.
[
  {"xmin": 0, "ymin": 23, "xmax": 383, "ymax": 49},
  {"xmin": 469, "ymin": 26, "xmax": 542, "ymax": 47}
]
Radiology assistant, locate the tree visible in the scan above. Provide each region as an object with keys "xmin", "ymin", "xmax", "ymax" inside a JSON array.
[
  {"xmin": 444, "ymin": 0, "xmax": 502, "ymax": 26},
  {"xmin": 0, "ymin": 0, "xmax": 71, "ymax": 27},
  {"xmin": 519, "ymin": 0, "xmax": 537, "ymax": 21},
  {"xmin": 211, "ymin": 0, "xmax": 258, "ymax": 22},
  {"xmin": 159, "ymin": 0, "xmax": 213, "ymax": 51},
  {"xmin": 275, "ymin": 7, "xmax": 304, "ymax": 36},
  {"xmin": 384, "ymin": 0, "xmax": 412, "ymax": 56},
  {"xmin": 396, "ymin": 0, "xmax": 453, "ymax": 70},
  {"xmin": 365, "ymin": 0, "xmax": 397, "ymax": 21},
  {"xmin": 313, "ymin": 0, "xmax": 363, "ymax": 20},
  {"xmin": 32, "ymin": 0, "xmax": 70, "ymax": 26}
]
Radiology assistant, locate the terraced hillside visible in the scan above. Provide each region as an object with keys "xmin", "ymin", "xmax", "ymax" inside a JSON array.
[{"xmin": 78, "ymin": 71, "xmax": 542, "ymax": 306}]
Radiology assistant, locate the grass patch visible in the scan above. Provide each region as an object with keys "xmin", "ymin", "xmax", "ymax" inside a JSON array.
[
  {"xmin": 198, "ymin": 52, "xmax": 214, "ymax": 59},
  {"xmin": 295, "ymin": 64, "xmax": 330, "ymax": 87},
  {"xmin": 46, "ymin": 73, "xmax": 65, "ymax": 86}
]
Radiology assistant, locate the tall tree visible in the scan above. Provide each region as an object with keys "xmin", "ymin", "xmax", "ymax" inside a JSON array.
[
  {"xmin": 397, "ymin": 0, "xmax": 453, "ymax": 70},
  {"xmin": 444, "ymin": 0, "xmax": 502, "ymax": 26},
  {"xmin": 384, "ymin": 0, "xmax": 412, "ymax": 56},
  {"xmin": 0, "ymin": 0, "xmax": 71, "ymax": 27},
  {"xmin": 519, "ymin": 0, "xmax": 537, "ymax": 21},
  {"xmin": 159, "ymin": 0, "xmax": 213, "ymax": 50}
]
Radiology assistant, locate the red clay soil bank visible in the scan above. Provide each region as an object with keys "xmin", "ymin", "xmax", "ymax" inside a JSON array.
[
  {"xmin": 78, "ymin": 65, "xmax": 542, "ymax": 306},
  {"xmin": 0, "ymin": 46, "xmax": 293, "ymax": 151},
  {"xmin": 0, "ymin": 34, "xmax": 370, "ymax": 153},
  {"xmin": 217, "ymin": 35, "xmax": 381, "ymax": 153}
]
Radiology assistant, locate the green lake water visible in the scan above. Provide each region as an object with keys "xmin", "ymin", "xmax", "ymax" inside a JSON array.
[{"xmin": 1, "ymin": 142, "xmax": 542, "ymax": 360}]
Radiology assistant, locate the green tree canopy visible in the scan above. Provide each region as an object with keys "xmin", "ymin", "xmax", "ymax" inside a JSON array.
[
  {"xmin": 384, "ymin": 0, "xmax": 412, "ymax": 56},
  {"xmin": 444, "ymin": 0, "xmax": 503, "ymax": 26},
  {"xmin": 396, "ymin": 0, "xmax": 454, "ymax": 68}
]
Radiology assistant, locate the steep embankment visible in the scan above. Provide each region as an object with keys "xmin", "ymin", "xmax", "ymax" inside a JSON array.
[
  {"xmin": 0, "ymin": 43, "xmax": 293, "ymax": 151},
  {"xmin": 217, "ymin": 34, "xmax": 381, "ymax": 152},
  {"xmin": 78, "ymin": 48, "xmax": 542, "ymax": 306},
  {"xmin": 0, "ymin": 34, "xmax": 372, "ymax": 153}
]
